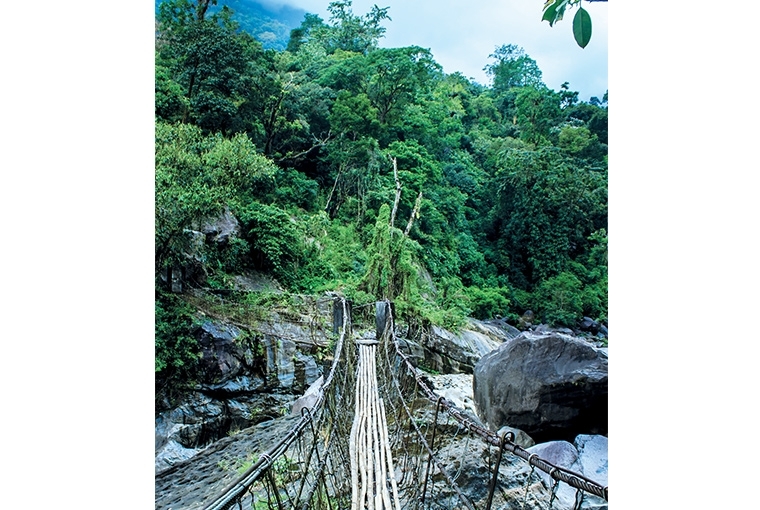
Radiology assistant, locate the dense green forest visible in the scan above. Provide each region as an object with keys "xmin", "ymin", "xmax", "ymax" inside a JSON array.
[{"xmin": 155, "ymin": 0, "xmax": 608, "ymax": 379}]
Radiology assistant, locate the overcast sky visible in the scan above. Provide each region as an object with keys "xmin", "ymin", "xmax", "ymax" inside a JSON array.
[{"xmin": 262, "ymin": 0, "xmax": 608, "ymax": 101}]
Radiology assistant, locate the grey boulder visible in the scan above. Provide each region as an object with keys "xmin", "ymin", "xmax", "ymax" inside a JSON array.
[{"xmin": 473, "ymin": 332, "xmax": 607, "ymax": 443}]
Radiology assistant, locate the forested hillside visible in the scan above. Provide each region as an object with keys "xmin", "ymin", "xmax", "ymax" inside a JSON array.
[
  {"xmin": 155, "ymin": 0, "xmax": 608, "ymax": 381},
  {"xmin": 155, "ymin": 0, "xmax": 306, "ymax": 50}
]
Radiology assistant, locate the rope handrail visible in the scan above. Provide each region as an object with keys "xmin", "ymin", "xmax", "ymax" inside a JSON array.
[
  {"xmin": 383, "ymin": 338, "xmax": 478, "ymax": 510},
  {"xmin": 194, "ymin": 296, "xmax": 608, "ymax": 509},
  {"xmin": 382, "ymin": 300, "xmax": 609, "ymax": 502},
  {"xmin": 202, "ymin": 297, "xmax": 350, "ymax": 510}
]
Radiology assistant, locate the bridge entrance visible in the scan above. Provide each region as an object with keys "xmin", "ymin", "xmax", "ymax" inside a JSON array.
[{"xmin": 156, "ymin": 297, "xmax": 607, "ymax": 510}]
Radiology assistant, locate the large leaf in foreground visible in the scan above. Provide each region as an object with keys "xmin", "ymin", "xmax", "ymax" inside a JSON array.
[{"xmin": 573, "ymin": 7, "xmax": 592, "ymax": 48}]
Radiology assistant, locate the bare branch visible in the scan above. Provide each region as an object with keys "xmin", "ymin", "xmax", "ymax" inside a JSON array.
[
  {"xmin": 389, "ymin": 157, "xmax": 402, "ymax": 228},
  {"xmin": 404, "ymin": 190, "xmax": 422, "ymax": 237},
  {"xmin": 325, "ymin": 161, "xmax": 344, "ymax": 214},
  {"xmin": 276, "ymin": 130, "xmax": 333, "ymax": 164}
]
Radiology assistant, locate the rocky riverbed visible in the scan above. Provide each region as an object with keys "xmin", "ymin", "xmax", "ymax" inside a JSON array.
[{"xmin": 156, "ymin": 293, "xmax": 608, "ymax": 509}]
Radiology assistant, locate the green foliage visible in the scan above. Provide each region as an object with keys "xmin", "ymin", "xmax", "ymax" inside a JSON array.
[
  {"xmin": 324, "ymin": 0, "xmax": 391, "ymax": 55},
  {"xmin": 155, "ymin": 121, "xmax": 227, "ymax": 270},
  {"xmin": 580, "ymin": 228, "xmax": 608, "ymax": 321},
  {"xmin": 154, "ymin": 1, "xmax": 608, "ymax": 359},
  {"xmin": 464, "ymin": 286, "xmax": 511, "ymax": 320},
  {"xmin": 360, "ymin": 204, "xmax": 412, "ymax": 300},
  {"xmin": 533, "ymin": 271, "xmax": 584, "ymax": 327},
  {"xmin": 485, "ymin": 45, "xmax": 543, "ymax": 92},
  {"xmin": 365, "ymin": 46, "xmax": 442, "ymax": 128},
  {"xmin": 155, "ymin": 61, "xmax": 189, "ymax": 121},
  {"xmin": 541, "ymin": 0, "xmax": 571, "ymax": 26},
  {"xmin": 207, "ymin": 236, "xmax": 251, "ymax": 275},
  {"xmin": 155, "ymin": 121, "xmax": 276, "ymax": 271},
  {"xmin": 287, "ymin": 13, "xmax": 327, "ymax": 53},
  {"xmin": 203, "ymin": 132, "xmax": 278, "ymax": 191},
  {"xmin": 513, "ymin": 86, "xmax": 562, "ymax": 145},
  {"xmin": 238, "ymin": 202, "xmax": 303, "ymax": 282},
  {"xmin": 493, "ymin": 146, "xmax": 607, "ymax": 288},
  {"xmin": 156, "ymin": 0, "xmax": 266, "ymax": 133},
  {"xmin": 581, "ymin": 273, "xmax": 607, "ymax": 322},
  {"xmin": 155, "ymin": 291, "xmax": 199, "ymax": 376},
  {"xmin": 330, "ymin": 91, "xmax": 380, "ymax": 138},
  {"xmin": 267, "ymin": 167, "xmax": 320, "ymax": 210},
  {"xmin": 558, "ymin": 125, "xmax": 594, "ymax": 154}
]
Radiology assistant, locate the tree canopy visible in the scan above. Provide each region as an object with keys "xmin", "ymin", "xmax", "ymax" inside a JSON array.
[{"xmin": 154, "ymin": 0, "xmax": 609, "ymax": 376}]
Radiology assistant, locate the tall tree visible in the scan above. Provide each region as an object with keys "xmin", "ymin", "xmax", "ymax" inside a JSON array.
[
  {"xmin": 365, "ymin": 46, "xmax": 442, "ymax": 127},
  {"xmin": 325, "ymin": 0, "xmax": 391, "ymax": 54},
  {"xmin": 484, "ymin": 44, "xmax": 543, "ymax": 93},
  {"xmin": 491, "ymin": 146, "xmax": 606, "ymax": 288},
  {"xmin": 156, "ymin": 0, "xmax": 254, "ymax": 132}
]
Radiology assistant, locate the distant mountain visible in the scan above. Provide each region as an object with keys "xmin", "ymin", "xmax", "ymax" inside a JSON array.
[{"xmin": 156, "ymin": 0, "xmax": 309, "ymax": 51}]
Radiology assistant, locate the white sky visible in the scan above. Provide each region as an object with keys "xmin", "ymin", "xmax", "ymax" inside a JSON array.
[{"xmin": 266, "ymin": 0, "xmax": 608, "ymax": 101}]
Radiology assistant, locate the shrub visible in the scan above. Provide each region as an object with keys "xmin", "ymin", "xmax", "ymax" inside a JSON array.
[
  {"xmin": 464, "ymin": 286, "xmax": 511, "ymax": 320},
  {"xmin": 534, "ymin": 271, "xmax": 584, "ymax": 327},
  {"xmin": 155, "ymin": 291, "xmax": 199, "ymax": 378}
]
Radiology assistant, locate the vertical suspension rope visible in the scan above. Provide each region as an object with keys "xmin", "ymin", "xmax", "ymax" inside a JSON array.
[
  {"xmin": 485, "ymin": 431, "xmax": 511, "ymax": 510},
  {"xmin": 420, "ymin": 397, "xmax": 443, "ymax": 505}
]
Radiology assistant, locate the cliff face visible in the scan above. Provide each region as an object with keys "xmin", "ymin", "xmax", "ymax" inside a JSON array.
[{"xmin": 155, "ymin": 293, "xmax": 337, "ymax": 474}]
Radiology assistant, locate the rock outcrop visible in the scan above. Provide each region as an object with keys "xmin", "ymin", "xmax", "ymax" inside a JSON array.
[
  {"xmin": 198, "ymin": 207, "xmax": 240, "ymax": 245},
  {"xmin": 473, "ymin": 331, "xmax": 607, "ymax": 443},
  {"xmin": 418, "ymin": 318, "xmax": 520, "ymax": 374},
  {"xmin": 155, "ymin": 392, "xmax": 293, "ymax": 473},
  {"xmin": 156, "ymin": 301, "xmax": 334, "ymax": 473},
  {"xmin": 429, "ymin": 428, "xmax": 607, "ymax": 510},
  {"xmin": 156, "ymin": 415, "xmax": 300, "ymax": 509}
]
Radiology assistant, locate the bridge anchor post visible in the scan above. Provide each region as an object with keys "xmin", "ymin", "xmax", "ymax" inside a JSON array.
[{"xmin": 375, "ymin": 301, "xmax": 393, "ymax": 341}]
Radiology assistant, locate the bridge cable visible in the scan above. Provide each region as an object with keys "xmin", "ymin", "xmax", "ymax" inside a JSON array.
[
  {"xmin": 381, "ymin": 299, "xmax": 609, "ymax": 503},
  {"xmin": 202, "ymin": 297, "xmax": 350, "ymax": 510}
]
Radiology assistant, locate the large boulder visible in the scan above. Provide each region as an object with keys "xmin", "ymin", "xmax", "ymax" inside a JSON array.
[
  {"xmin": 579, "ymin": 316, "xmax": 601, "ymax": 335},
  {"xmin": 473, "ymin": 332, "xmax": 607, "ymax": 443},
  {"xmin": 526, "ymin": 435, "xmax": 608, "ymax": 510},
  {"xmin": 420, "ymin": 318, "xmax": 519, "ymax": 374}
]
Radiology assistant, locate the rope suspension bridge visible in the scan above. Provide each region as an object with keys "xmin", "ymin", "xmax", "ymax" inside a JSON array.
[{"xmin": 158, "ymin": 297, "xmax": 608, "ymax": 510}]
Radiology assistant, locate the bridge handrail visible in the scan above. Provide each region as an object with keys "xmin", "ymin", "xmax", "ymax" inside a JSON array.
[
  {"xmin": 202, "ymin": 296, "xmax": 350, "ymax": 510},
  {"xmin": 383, "ymin": 301, "xmax": 609, "ymax": 502}
]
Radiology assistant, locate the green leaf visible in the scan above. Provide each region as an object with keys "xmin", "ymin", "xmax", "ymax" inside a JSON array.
[
  {"xmin": 542, "ymin": 0, "xmax": 570, "ymax": 26},
  {"xmin": 542, "ymin": 2, "xmax": 559, "ymax": 25},
  {"xmin": 573, "ymin": 7, "xmax": 592, "ymax": 48}
]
